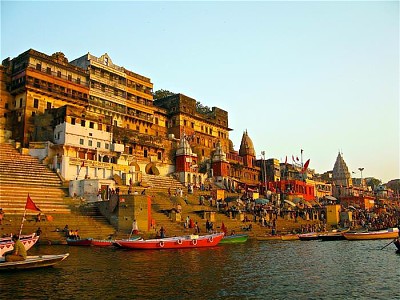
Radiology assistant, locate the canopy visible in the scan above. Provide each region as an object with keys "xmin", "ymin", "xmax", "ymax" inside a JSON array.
[
  {"xmin": 255, "ymin": 198, "xmax": 269, "ymax": 205},
  {"xmin": 325, "ymin": 196, "xmax": 337, "ymax": 201},
  {"xmin": 284, "ymin": 200, "xmax": 296, "ymax": 207}
]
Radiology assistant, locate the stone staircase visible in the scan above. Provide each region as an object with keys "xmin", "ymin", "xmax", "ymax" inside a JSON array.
[
  {"xmin": 0, "ymin": 142, "xmax": 117, "ymax": 242},
  {"xmin": 141, "ymin": 173, "xmax": 186, "ymax": 192}
]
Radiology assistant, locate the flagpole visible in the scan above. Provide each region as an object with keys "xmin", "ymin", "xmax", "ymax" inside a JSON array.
[{"xmin": 19, "ymin": 209, "xmax": 27, "ymax": 236}]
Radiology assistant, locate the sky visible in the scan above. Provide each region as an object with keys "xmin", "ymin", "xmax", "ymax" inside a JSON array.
[{"xmin": 1, "ymin": 1, "xmax": 399, "ymax": 183}]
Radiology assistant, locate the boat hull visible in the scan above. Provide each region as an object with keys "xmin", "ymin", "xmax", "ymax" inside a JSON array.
[
  {"xmin": 0, "ymin": 234, "xmax": 39, "ymax": 257},
  {"xmin": 343, "ymin": 228, "xmax": 399, "ymax": 240},
  {"xmin": 281, "ymin": 234, "xmax": 300, "ymax": 241},
  {"xmin": 319, "ymin": 233, "xmax": 346, "ymax": 241},
  {"xmin": 299, "ymin": 233, "xmax": 320, "ymax": 241},
  {"xmin": 115, "ymin": 233, "xmax": 224, "ymax": 250},
  {"xmin": 0, "ymin": 253, "xmax": 69, "ymax": 271},
  {"xmin": 66, "ymin": 238, "xmax": 93, "ymax": 246},
  {"xmin": 256, "ymin": 235, "xmax": 283, "ymax": 241},
  {"xmin": 219, "ymin": 234, "xmax": 248, "ymax": 244},
  {"xmin": 394, "ymin": 239, "xmax": 400, "ymax": 251}
]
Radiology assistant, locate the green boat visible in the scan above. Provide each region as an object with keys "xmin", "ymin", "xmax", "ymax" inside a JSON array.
[{"xmin": 219, "ymin": 234, "xmax": 249, "ymax": 244}]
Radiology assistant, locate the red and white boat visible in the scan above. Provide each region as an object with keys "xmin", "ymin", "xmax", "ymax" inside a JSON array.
[
  {"xmin": 0, "ymin": 233, "xmax": 39, "ymax": 257},
  {"xmin": 114, "ymin": 233, "xmax": 224, "ymax": 250}
]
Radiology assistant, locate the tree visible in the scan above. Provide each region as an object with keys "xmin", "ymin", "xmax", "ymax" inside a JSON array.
[
  {"xmin": 153, "ymin": 89, "xmax": 175, "ymax": 100},
  {"xmin": 196, "ymin": 102, "xmax": 211, "ymax": 114},
  {"xmin": 365, "ymin": 177, "xmax": 382, "ymax": 190}
]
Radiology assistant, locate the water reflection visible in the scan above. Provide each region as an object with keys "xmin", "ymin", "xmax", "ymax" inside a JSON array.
[{"xmin": 1, "ymin": 240, "xmax": 399, "ymax": 299}]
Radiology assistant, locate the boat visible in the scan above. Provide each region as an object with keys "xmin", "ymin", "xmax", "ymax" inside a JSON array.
[
  {"xmin": 298, "ymin": 232, "xmax": 320, "ymax": 241},
  {"xmin": 0, "ymin": 253, "xmax": 69, "ymax": 271},
  {"xmin": 219, "ymin": 234, "xmax": 248, "ymax": 244},
  {"xmin": 0, "ymin": 233, "xmax": 39, "ymax": 257},
  {"xmin": 319, "ymin": 229, "xmax": 349, "ymax": 241},
  {"xmin": 114, "ymin": 233, "xmax": 224, "ymax": 250},
  {"xmin": 280, "ymin": 234, "xmax": 300, "ymax": 241},
  {"xmin": 256, "ymin": 234, "xmax": 282, "ymax": 241},
  {"xmin": 92, "ymin": 236, "xmax": 141, "ymax": 247},
  {"xmin": 343, "ymin": 228, "xmax": 399, "ymax": 240},
  {"xmin": 66, "ymin": 238, "xmax": 93, "ymax": 246}
]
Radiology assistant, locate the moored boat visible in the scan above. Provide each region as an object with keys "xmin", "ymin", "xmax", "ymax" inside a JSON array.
[
  {"xmin": 281, "ymin": 234, "xmax": 300, "ymax": 241},
  {"xmin": 0, "ymin": 233, "xmax": 39, "ymax": 257},
  {"xmin": 0, "ymin": 253, "xmax": 69, "ymax": 271},
  {"xmin": 256, "ymin": 234, "xmax": 282, "ymax": 241},
  {"xmin": 93, "ymin": 236, "xmax": 141, "ymax": 247},
  {"xmin": 319, "ymin": 232, "xmax": 346, "ymax": 241},
  {"xmin": 298, "ymin": 232, "xmax": 320, "ymax": 241},
  {"xmin": 115, "ymin": 233, "xmax": 224, "ymax": 250},
  {"xmin": 343, "ymin": 228, "xmax": 399, "ymax": 240},
  {"xmin": 219, "ymin": 234, "xmax": 248, "ymax": 244},
  {"xmin": 66, "ymin": 238, "xmax": 93, "ymax": 246}
]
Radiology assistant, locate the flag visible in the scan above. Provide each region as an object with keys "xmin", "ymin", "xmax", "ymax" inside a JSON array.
[
  {"xmin": 302, "ymin": 159, "xmax": 310, "ymax": 173},
  {"xmin": 292, "ymin": 155, "xmax": 295, "ymax": 163},
  {"xmin": 296, "ymin": 157, "xmax": 299, "ymax": 161},
  {"xmin": 284, "ymin": 156, "xmax": 287, "ymax": 165},
  {"xmin": 25, "ymin": 194, "xmax": 41, "ymax": 212}
]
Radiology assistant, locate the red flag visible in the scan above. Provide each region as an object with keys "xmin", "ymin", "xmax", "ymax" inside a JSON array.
[
  {"xmin": 25, "ymin": 194, "xmax": 41, "ymax": 212},
  {"xmin": 296, "ymin": 157, "xmax": 299, "ymax": 161},
  {"xmin": 302, "ymin": 159, "xmax": 310, "ymax": 173}
]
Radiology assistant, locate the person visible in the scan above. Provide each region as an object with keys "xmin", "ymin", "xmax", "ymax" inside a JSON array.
[
  {"xmin": 160, "ymin": 226, "xmax": 166, "ymax": 238},
  {"xmin": 36, "ymin": 227, "xmax": 42, "ymax": 237},
  {"xmin": 141, "ymin": 189, "xmax": 146, "ymax": 195},
  {"xmin": 0, "ymin": 208, "xmax": 4, "ymax": 225},
  {"xmin": 132, "ymin": 219, "xmax": 139, "ymax": 234},
  {"xmin": 5, "ymin": 235, "xmax": 27, "ymax": 262},
  {"xmin": 36, "ymin": 212, "xmax": 42, "ymax": 222}
]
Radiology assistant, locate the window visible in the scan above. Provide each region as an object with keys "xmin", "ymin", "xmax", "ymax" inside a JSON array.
[
  {"xmin": 104, "ymin": 57, "xmax": 108, "ymax": 66},
  {"xmin": 46, "ymin": 67, "xmax": 51, "ymax": 74},
  {"xmin": 19, "ymin": 98, "xmax": 23, "ymax": 108},
  {"xmin": 88, "ymin": 140, "xmax": 92, "ymax": 147},
  {"xmin": 79, "ymin": 139, "xmax": 84, "ymax": 145},
  {"xmin": 32, "ymin": 112, "xmax": 35, "ymax": 117},
  {"xmin": 89, "ymin": 133, "xmax": 93, "ymax": 137},
  {"xmin": 191, "ymin": 122, "xmax": 194, "ymax": 128},
  {"xmin": 36, "ymin": 63, "xmax": 41, "ymax": 70},
  {"xmin": 157, "ymin": 152, "xmax": 162, "ymax": 160},
  {"xmin": 77, "ymin": 78, "xmax": 81, "ymax": 84},
  {"xmin": 33, "ymin": 98, "xmax": 39, "ymax": 109},
  {"xmin": 57, "ymin": 71, "xmax": 61, "ymax": 78},
  {"xmin": 105, "ymin": 143, "xmax": 109, "ymax": 149},
  {"xmin": 113, "ymin": 120, "xmax": 117, "ymax": 126},
  {"xmin": 97, "ymin": 142, "xmax": 101, "ymax": 148},
  {"xmin": 47, "ymin": 102, "xmax": 51, "ymax": 109},
  {"xmin": 155, "ymin": 118, "xmax": 159, "ymax": 125},
  {"xmin": 144, "ymin": 149, "xmax": 148, "ymax": 157},
  {"xmin": 89, "ymin": 122, "xmax": 94, "ymax": 129},
  {"xmin": 98, "ymin": 124, "xmax": 102, "ymax": 130},
  {"xmin": 68, "ymin": 74, "xmax": 72, "ymax": 81},
  {"xmin": 71, "ymin": 118, "xmax": 76, "ymax": 125},
  {"xmin": 81, "ymin": 120, "xmax": 85, "ymax": 127}
]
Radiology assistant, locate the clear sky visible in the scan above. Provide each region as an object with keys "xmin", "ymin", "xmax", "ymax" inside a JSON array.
[{"xmin": 1, "ymin": 1, "xmax": 399, "ymax": 183}]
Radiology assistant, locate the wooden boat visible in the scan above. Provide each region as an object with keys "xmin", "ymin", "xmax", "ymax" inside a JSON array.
[
  {"xmin": 298, "ymin": 232, "xmax": 320, "ymax": 241},
  {"xmin": 256, "ymin": 235, "xmax": 282, "ymax": 241},
  {"xmin": 0, "ymin": 253, "xmax": 69, "ymax": 271},
  {"xmin": 343, "ymin": 228, "xmax": 399, "ymax": 240},
  {"xmin": 66, "ymin": 238, "xmax": 93, "ymax": 246},
  {"xmin": 92, "ymin": 236, "xmax": 141, "ymax": 247},
  {"xmin": 115, "ymin": 233, "xmax": 224, "ymax": 250},
  {"xmin": 319, "ymin": 229, "xmax": 349, "ymax": 241},
  {"xmin": 281, "ymin": 234, "xmax": 300, "ymax": 241},
  {"xmin": 0, "ymin": 233, "xmax": 39, "ymax": 257},
  {"xmin": 219, "ymin": 234, "xmax": 248, "ymax": 244}
]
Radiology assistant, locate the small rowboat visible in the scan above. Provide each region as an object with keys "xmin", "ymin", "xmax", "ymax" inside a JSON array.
[
  {"xmin": 343, "ymin": 228, "xmax": 399, "ymax": 240},
  {"xmin": 298, "ymin": 232, "xmax": 320, "ymax": 241},
  {"xmin": 219, "ymin": 234, "xmax": 248, "ymax": 244},
  {"xmin": 281, "ymin": 234, "xmax": 300, "ymax": 241},
  {"xmin": 0, "ymin": 233, "xmax": 39, "ymax": 257},
  {"xmin": 319, "ymin": 229, "xmax": 349, "ymax": 241},
  {"xmin": 66, "ymin": 238, "xmax": 93, "ymax": 246},
  {"xmin": 115, "ymin": 233, "xmax": 224, "ymax": 250},
  {"xmin": 256, "ymin": 235, "xmax": 282, "ymax": 241},
  {"xmin": 0, "ymin": 253, "xmax": 69, "ymax": 271}
]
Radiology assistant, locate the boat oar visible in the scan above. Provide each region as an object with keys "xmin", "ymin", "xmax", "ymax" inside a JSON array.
[{"xmin": 380, "ymin": 239, "xmax": 395, "ymax": 250}]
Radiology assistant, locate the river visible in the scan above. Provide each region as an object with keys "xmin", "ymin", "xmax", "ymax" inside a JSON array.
[{"xmin": 1, "ymin": 238, "xmax": 399, "ymax": 299}]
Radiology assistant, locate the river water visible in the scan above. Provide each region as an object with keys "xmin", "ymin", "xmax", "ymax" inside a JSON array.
[{"xmin": 1, "ymin": 239, "xmax": 399, "ymax": 300}]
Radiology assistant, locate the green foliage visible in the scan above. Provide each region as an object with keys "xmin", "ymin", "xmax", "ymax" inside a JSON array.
[
  {"xmin": 366, "ymin": 177, "xmax": 381, "ymax": 189},
  {"xmin": 196, "ymin": 101, "xmax": 211, "ymax": 114},
  {"xmin": 153, "ymin": 89, "xmax": 175, "ymax": 100}
]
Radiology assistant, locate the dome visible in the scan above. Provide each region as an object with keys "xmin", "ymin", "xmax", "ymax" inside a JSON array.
[
  {"xmin": 239, "ymin": 130, "xmax": 255, "ymax": 157},
  {"xmin": 176, "ymin": 136, "xmax": 193, "ymax": 156}
]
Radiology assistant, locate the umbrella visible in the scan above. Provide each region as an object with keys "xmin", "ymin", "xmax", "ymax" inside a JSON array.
[
  {"xmin": 284, "ymin": 200, "xmax": 296, "ymax": 207},
  {"xmin": 255, "ymin": 198, "xmax": 269, "ymax": 205},
  {"xmin": 325, "ymin": 196, "xmax": 337, "ymax": 201}
]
